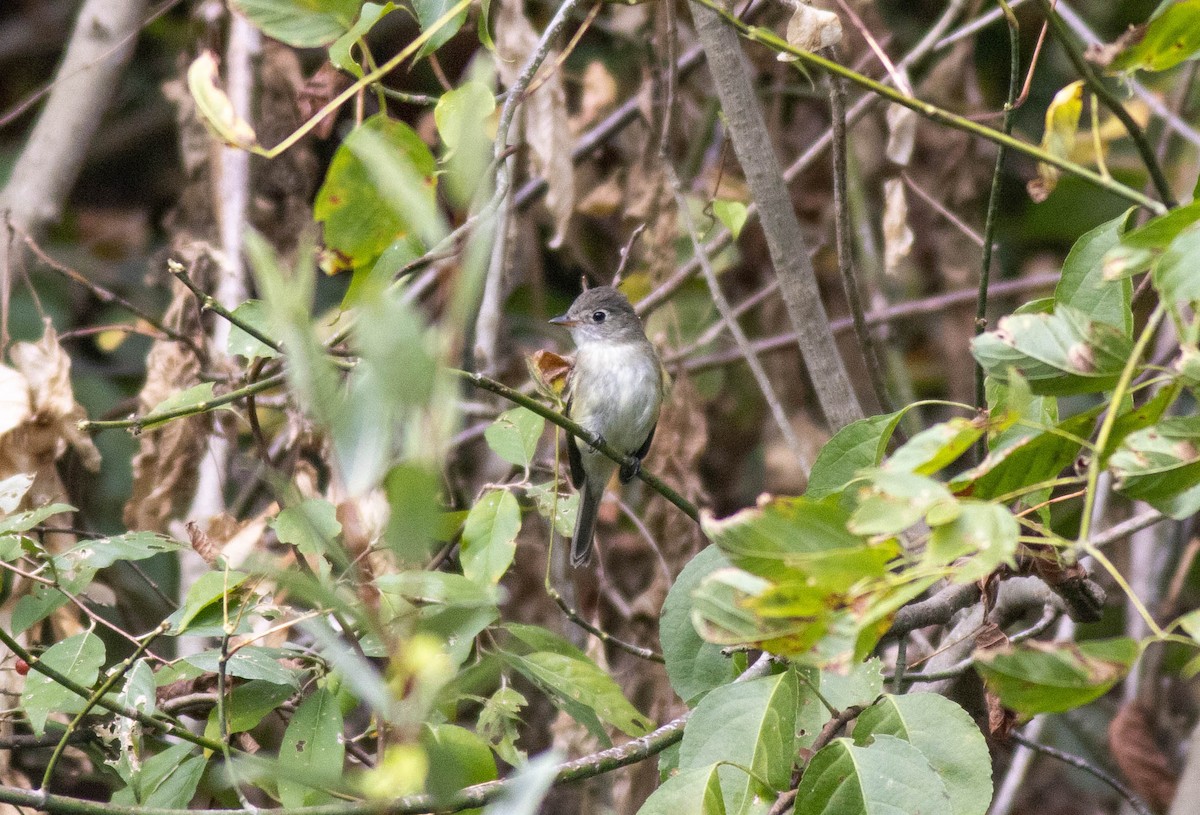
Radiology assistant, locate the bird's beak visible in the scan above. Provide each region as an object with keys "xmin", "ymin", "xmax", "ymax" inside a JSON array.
[{"xmin": 549, "ymin": 313, "xmax": 578, "ymax": 327}]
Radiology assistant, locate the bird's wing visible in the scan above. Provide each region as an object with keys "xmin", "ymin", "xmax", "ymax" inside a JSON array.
[
  {"xmin": 565, "ymin": 395, "xmax": 585, "ymax": 488},
  {"xmin": 634, "ymin": 421, "xmax": 657, "ymax": 461}
]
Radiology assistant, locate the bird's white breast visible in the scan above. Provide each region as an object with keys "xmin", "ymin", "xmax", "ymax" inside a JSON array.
[{"xmin": 571, "ymin": 341, "xmax": 662, "ymax": 454}]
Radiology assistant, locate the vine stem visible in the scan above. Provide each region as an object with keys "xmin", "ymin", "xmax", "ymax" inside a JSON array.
[
  {"xmin": 0, "ymin": 627, "xmax": 228, "ymax": 754},
  {"xmin": 975, "ymin": 0, "xmax": 1021, "ymax": 437},
  {"xmin": 686, "ymin": 0, "xmax": 1165, "ymax": 214},
  {"xmin": 80, "ymin": 372, "xmax": 286, "ymax": 433},
  {"xmin": 1075, "ymin": 304, "xmax": 1165, "ymax": 547},
  {"xmin": 169, "ymin": 259, "xmax": 281, "ymax": 354},
  {"xmin": 40, "ymin": 623, "xmax": 170, "ymax": 790}
]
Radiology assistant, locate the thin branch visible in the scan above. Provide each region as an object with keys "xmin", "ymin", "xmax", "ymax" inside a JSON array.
[
  {"xmin": 17, "ymin": 227, "xmax": 203, "ymax": 357},
  {"xmin": 168, "ymin": 259, "xmax": 280, "ymax": 354},
  {"xmin": 667, "ymin": 163, "xmax": 809, "ymax": 468},
  {"xmin": 976, "ymin": 0, "xmax": 1021, "ymax": 446},
  {"xmin": 829, "ymin": 48, "xmax": 891, "ymax": 414},
  {"xmin": 80, "ymin": 372, "xmax": 287, "ymax": 433},
  {"xmin": 676, "ymin": 272, "xmax": 1061, "ymax": 373},
  {"xmin": 547, "ymin": 586, "xmax": 665, "ymax": 663},
  {"xmin": 1010, "ymin": 731, "xmax": 1154, "ymax": 815}
]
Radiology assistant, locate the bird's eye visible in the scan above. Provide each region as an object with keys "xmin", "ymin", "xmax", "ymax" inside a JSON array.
[{"xmin": 592, "ymin": 310, "xmax": 607, "ymax": 323}]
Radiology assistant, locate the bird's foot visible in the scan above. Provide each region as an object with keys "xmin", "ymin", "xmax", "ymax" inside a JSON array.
[
  {"xmin": 619, "ymin": 458, "xmax": 641, "ymax": 484},
  {"xmin": 587, "ymin": 433, "xmax": 606, "ymax": 454}
]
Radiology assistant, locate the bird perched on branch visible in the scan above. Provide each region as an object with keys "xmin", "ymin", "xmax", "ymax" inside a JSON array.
[{"xmin": 550, "ymin": 287, "xmax": 664, "ymax": 567}]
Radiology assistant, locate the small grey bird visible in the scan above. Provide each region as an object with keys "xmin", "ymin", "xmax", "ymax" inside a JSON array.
[{"xmin": 549, "ymin": 287, "xmax": 664, "ymax": 567}]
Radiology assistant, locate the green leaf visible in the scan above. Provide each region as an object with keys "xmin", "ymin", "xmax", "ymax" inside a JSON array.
[
  {"xmin": 272, "ymin": 498, "xmax": 343, "ymax": 559},
  {"xmin": 806, "ymin": 410, "xmax": 906, "ymax": 500},
  {"xmin": 1103, "ymin": 199, "xmax": 1200, "ymax": 279},
  {"xmin": 818, "ymin": 657, "xmax": 885, "ymax": 712},
  {"xmin": 166, "ymin": 570, "xmax": 249, "ymax": 634},
  {"xmin": 185, "ymin": 647, "xmax": 302, "ymax": 688},
  {"xmin": 661, "ymin": 545, "xmax": 737, "ymax": 706},
  {"xmin": 376, "ymin": 570, "xmax": 500, "ymax": 607},
  {"xmin": 385, "ymin": 463, "xmax": 443, "ymax": 563},
  {"xmin": 637, "ymin": 764, "xmax": 726, "ymax": 815},
  {"xmin": 62, "ymin": 531, "xmax": 186, "ymax": 569},
  {"xmin": 1153, "ymin": 226, "xmax": 1200, "ymax": 307},
  {"xmin": 0, "ymin": 503, "xmax": 75, "ymax": 535},
  {"xmin": 112, "ymin": 742, "xmax": 207, "ymax": 808},
  {"xmin": 435, "ymin": 81, "xmax": 496, "ymax": 154},
  {"xmin": 227, "ymin": 300, "xmax": 280, "ymax": 360},
  {"xmin": 690, "ymin": 567, "xmax": 825, "ymax": 654},
  {"xmin": 712, "ymin": 200, "xmax": 749, "ymax": 240},
  {"xmin": 794, "ymin": 735, "xmax": 953, "ymax": 815},
  {"xmin": 883, "ymin": 417, "xmax": 983, "ymax": 476},
  {"xmin": 974, "ymin": 637, "xmax": 1138, "ymax": 715},
  {"xmin": 503, "ymin": 622, "xmax": 590, "ymax": 661},
  {"xmin": 971, "ymin": 306, "xmax": 1133, "ymax": 395},
  {"xmin": 526, "ymin": 482, "xmax": 577, "ymax": 537},
  {"xmin": 144, "ymin": 382, "xmax": 216, "ymax": 427},
  {"xmin": 848, "ymin": 471, "xmax": 953, "ymax": 537},
  {"xmin": 678, "ymin": 670, "xmax": 799, "ymax": 812},
  {"xmin": 205, "ymin": 680, "xmax": 295, "ymax": 740},
  {"xmin": 1110, "ymin": 0, "xmax": 1200, "ymax": 72},
  {"xmin": 1110, "ymin": 417, "xmax": 1200, "ymax": 514},
  {"xmin": 21, "ymin": 631, "xmax": 105, "ymax": 736},
  {"xmin": 0, "ymin": 473, "xmax": 33, "ymax": 513},
  {"xmin": 279, "ymin": 687, "xmax": 346, "ymax": 808},
  {"xmin": 422, "ymin": 724, "xmax": 497, "ymax": 810},
  {"xmin": 413, "ymin": 0, "xmax": 469, "ymax": 57},
  {"xmin": 853, "ymin": 694, "xmax": 992, "ymax": 815},
  {"xmin": 314, "ymin": 114, "xmax": 442, "ymax": 271},
  {"xmin": 506, "ymin": 650, "xmax": 653, "ymax": 741},
  {"xmin": 460, "ymin": 489, "xmax": 521, "ymax": 585},
  {"xmin": 484, "ymin": 407, "xmax": 545, "ymax": 469},
  {"xmin": 1054, "ymin": 209, "xmax": 1134, "ymax": 335},
  {"xmin": 703, "ymin": 495, "xmax": 893, "ymax": 588},
  {"xmin": 478, "ymin": 686, "xmax": 527, "ymax": 766},
  {"xmin": 926, "ymin": 500, "xmax": 1019, "ymax": 583},
  {"xmin": 330, "ymin": 3, "xmax": 396, "ymax": 77},
  {"xmin": 230, "ymin": 0, "xmax": 362, "ymax": 47},
  {"xmin": 950, "ymin": 408, "xmax": 1097, "ymax": 501}
]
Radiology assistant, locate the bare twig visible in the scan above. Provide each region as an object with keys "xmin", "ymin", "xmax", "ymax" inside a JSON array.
[
  {"xmin": 829, "ymin": 47, "xmax": 891, "ymax": 414},
  {"xmin": 1010, "ymin": 731, "xmax": 1154, "ymax": 815},
  {"xmin": 666, "ymin": 163, "xmax": 809, "ymax": 468}
]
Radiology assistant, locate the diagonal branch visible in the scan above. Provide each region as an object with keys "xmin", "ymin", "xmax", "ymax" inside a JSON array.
[{"xmin": 690, "ymin": 1, "xmax": 865, "ymax": 430}]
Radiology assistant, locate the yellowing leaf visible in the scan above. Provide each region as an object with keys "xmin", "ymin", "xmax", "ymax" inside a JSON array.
[
  {"xmin": 1029, "ymin": 80, "xmax": 1083, "ymax": 203},
  {"xmin": 187, "ymin": 51, "xmax": 258, "ymax": 150}
]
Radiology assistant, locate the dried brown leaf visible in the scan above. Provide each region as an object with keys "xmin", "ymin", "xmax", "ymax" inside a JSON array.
[
  {"xmin": 527, "ymin": 349, "xmax": 573, "ymax": 397},
  {"xmin": 186, "ymin": 520, "xmax": 219, "ymax": 566},
  {"xmin": 985, "ymin": 690, "xmax": 1018, "ymax": 740},
  {"xmin": 496, "ymin": 0, "xmax": 574, "ymax": 247},
  {"xmin": 1109, "ymin": 701, "xmax": 1178, "ymax": 811},
  {"xmin": 9, "ymin": 321, "xmax": 100, "ymax": 472},
  {"xmin": 779, "ymin": 0, "xmax": 842, "ymax": 58},
  {"xmin": 124, "ymin": 278, "xmax": 208, "ymax": 532}
]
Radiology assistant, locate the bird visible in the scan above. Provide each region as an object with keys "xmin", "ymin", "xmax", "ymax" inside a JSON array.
[{"xmin": 549, "ymin": 287, "xmax": 664, "ymax": 567}]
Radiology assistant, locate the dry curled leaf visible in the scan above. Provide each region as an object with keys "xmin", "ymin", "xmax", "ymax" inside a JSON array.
[
  {"xmin": 496, "ymin": 0, "xmax": 574, "ymax": 247},
  {"xmin": 527, "ymin": 349, "xmax": 573, "ymax": 397},
  {"xmin": 886, "ymin": 100, "xmax": 917, "ymax": 167},
  {"xmin": 187, "ymin": 50, "xmax": 259, "ymax": 150},
  {"xmin": 1109, "ymin": 701, "xmax": 1178, "ymax": 811},
  {"xmin": 1028, "ymin": 80, "xmax": 1083, "ymax": 203},
  {"xmin": 779, "ymin": 0, "xmax": 842, "ymax": 58},
  {"xmin": 882, "ymin": 178, "xmax": 914, "ymax": 275},
  {"xmin": 985, "ymin": 690, "xmax": 1018, "ymax": 741}
]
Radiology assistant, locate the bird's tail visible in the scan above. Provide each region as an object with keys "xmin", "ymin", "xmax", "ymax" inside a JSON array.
[{"xmin": 571, "ymin": 479, "xmax": 604, "ymax": 567}]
